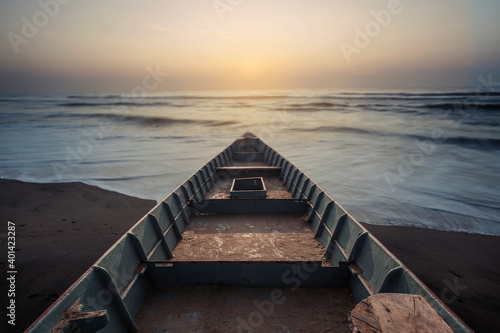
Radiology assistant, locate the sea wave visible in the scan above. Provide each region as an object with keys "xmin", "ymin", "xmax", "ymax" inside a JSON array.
[
  {"xmin": 67, "ymin": 94, "xmax": 123, "ymax": 99},
  {"xmin": 321, "ymin": 91, "xmax": 500, "ymax": 98},
  {"xmin": 66, "ymin": 94, "xmax": 293, "ymax": 101},
  {"xmin": 420, "ymin": 103, "xmax": 500, "ymax": 111},
  {"xmin": 300, "ymin": 125, "xmax": 382, "ymax": 137},
  {"xmin": 287, "ymin": 102, "xmax": 348, "ymax": 108},
  {"xmin": 301, "ymin": 126, "xmax": 500, "ymax": 150},
  {"xmin": 45, "ymin": 112, "xmax": 238, "ymax": 127},
  {"xmin": 443, "ymin": 136, "xmax": 500, "ymax": 149},
  {"xmin": 59, "ymin": 101, "xmax": 172, "ymax": 108}
]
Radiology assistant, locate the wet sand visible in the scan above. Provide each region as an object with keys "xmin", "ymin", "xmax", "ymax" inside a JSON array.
[{"xmin": 1, "ymin": 179, "xmax": 498, "ymax": 332}]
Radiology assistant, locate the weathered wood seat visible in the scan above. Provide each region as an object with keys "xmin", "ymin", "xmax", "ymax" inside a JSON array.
[{"xmin": 349, "ymin": 293, "xmax": 454, "ymax": 333}]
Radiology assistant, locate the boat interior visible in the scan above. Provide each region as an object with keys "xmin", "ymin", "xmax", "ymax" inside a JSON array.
[{"xmin": 28, "ymin": 133, "xmax": 469, "ymax": 332}]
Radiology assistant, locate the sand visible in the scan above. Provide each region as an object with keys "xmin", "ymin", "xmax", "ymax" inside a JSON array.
[
  {"xmin": 1, "ymin": 179, "xmax": 498, "ymax": 332},
  {"xmin": 0, "ymin": 179, "xmax": 155, "ymax": 333}
]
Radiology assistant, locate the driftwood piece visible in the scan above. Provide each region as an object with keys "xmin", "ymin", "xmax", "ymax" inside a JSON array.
[
  {"xmin": 349, "ymin": 293, "xmax": 454, "ymax": 333},
  {"xmin": 51, "ymin": 299, "xmax": 108, "ymax": 333}
]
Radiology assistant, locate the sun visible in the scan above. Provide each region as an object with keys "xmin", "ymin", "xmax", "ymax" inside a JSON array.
[{"xmin": 239, "ymin": 60, "xmax": 263, "ymax": 79}]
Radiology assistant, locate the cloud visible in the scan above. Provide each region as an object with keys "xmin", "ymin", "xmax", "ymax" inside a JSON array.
[
  {"xmin": 216, "ymin": 31, "xmax": 246, "ymax": 46},
  {"xmin": 151, "ymin": 24, "xmax": 211, "ymax": 36},
  {"xmin": 152, "ymin": 24, "xmax": 245, "ymax": 46}
]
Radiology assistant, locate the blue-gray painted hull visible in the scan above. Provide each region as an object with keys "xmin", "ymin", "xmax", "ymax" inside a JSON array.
[{"xmin": 27, "ymin": 133, "xmax": 471, "ymax": 333}]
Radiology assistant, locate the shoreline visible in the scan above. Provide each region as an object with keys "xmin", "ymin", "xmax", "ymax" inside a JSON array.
[{"xmin": 1, "ymin": 179, "xmax": 498, "ymax": 332}]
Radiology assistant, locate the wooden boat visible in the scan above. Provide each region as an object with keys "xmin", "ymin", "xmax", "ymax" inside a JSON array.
[{"xmin": 27, "ymin": 132, "xmax": 471, "ymax": 332}]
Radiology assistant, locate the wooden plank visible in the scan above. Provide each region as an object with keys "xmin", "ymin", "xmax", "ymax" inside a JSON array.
[
  {"xmin": 51, "ymin": 299, "xmax": 108, "ymax": 333},
  {"xmin": 216, "ymin": 166, "xmax": 282, "ymax": 170},
  {"xmin": 190, "ymin": 199, "xmax": 308, "ymax": 214},
  {"xmin": 216, "ymin": 166, "xmax": 282, "ymax": 177},
  {"xmin": 349, "ymin": 310, "xmax": 382, "ymax": 332},
  {"xmin": 349, "ymin": 293, "xmax": 453, "ymax": 333},
  {"xmin": 51, "ymin": 300, "xmax": 82, "ymax": 333}
]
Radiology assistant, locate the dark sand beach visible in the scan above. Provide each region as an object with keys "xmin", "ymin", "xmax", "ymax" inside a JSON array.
[
  {"xmin": 1, "ymin": 179, "xmax": 499, "ymax": 332},
  {"xmin": 0, "ymin": 180, "xmax": 155, "ymax": 333}
]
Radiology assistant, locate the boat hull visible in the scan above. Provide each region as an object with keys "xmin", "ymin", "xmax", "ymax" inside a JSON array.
[{"xmin": 27, "ymin": 133, "xmax": 471, "ymax": 332}]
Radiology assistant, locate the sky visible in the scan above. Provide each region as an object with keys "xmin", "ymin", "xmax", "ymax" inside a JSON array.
[{"xmin": 0, "ymin": 0, "xmax": 499, "ymax": 93}]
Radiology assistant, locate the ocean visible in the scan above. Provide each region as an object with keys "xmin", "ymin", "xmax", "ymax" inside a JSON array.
[{"xmin": 1, "ymin": 89, "xmax": 499, "ymax": 236}]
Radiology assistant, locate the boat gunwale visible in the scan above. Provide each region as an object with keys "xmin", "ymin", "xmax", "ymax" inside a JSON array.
[
  {"xmin": 26, "ymin": 141, "xmax": 236, "ymax": 332},
  {"xmin": 26, "ymin": 132, "xmax": 472, "ymax": 333},
  {"xmin": 258, "ymin": 135, "xmax": 472, "ymax": 332}
]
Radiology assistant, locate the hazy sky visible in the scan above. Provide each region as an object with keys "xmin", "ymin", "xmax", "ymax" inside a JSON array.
[{"xmin": 0, "ymin": 0, "xmax": 499, "ymax": 93}]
